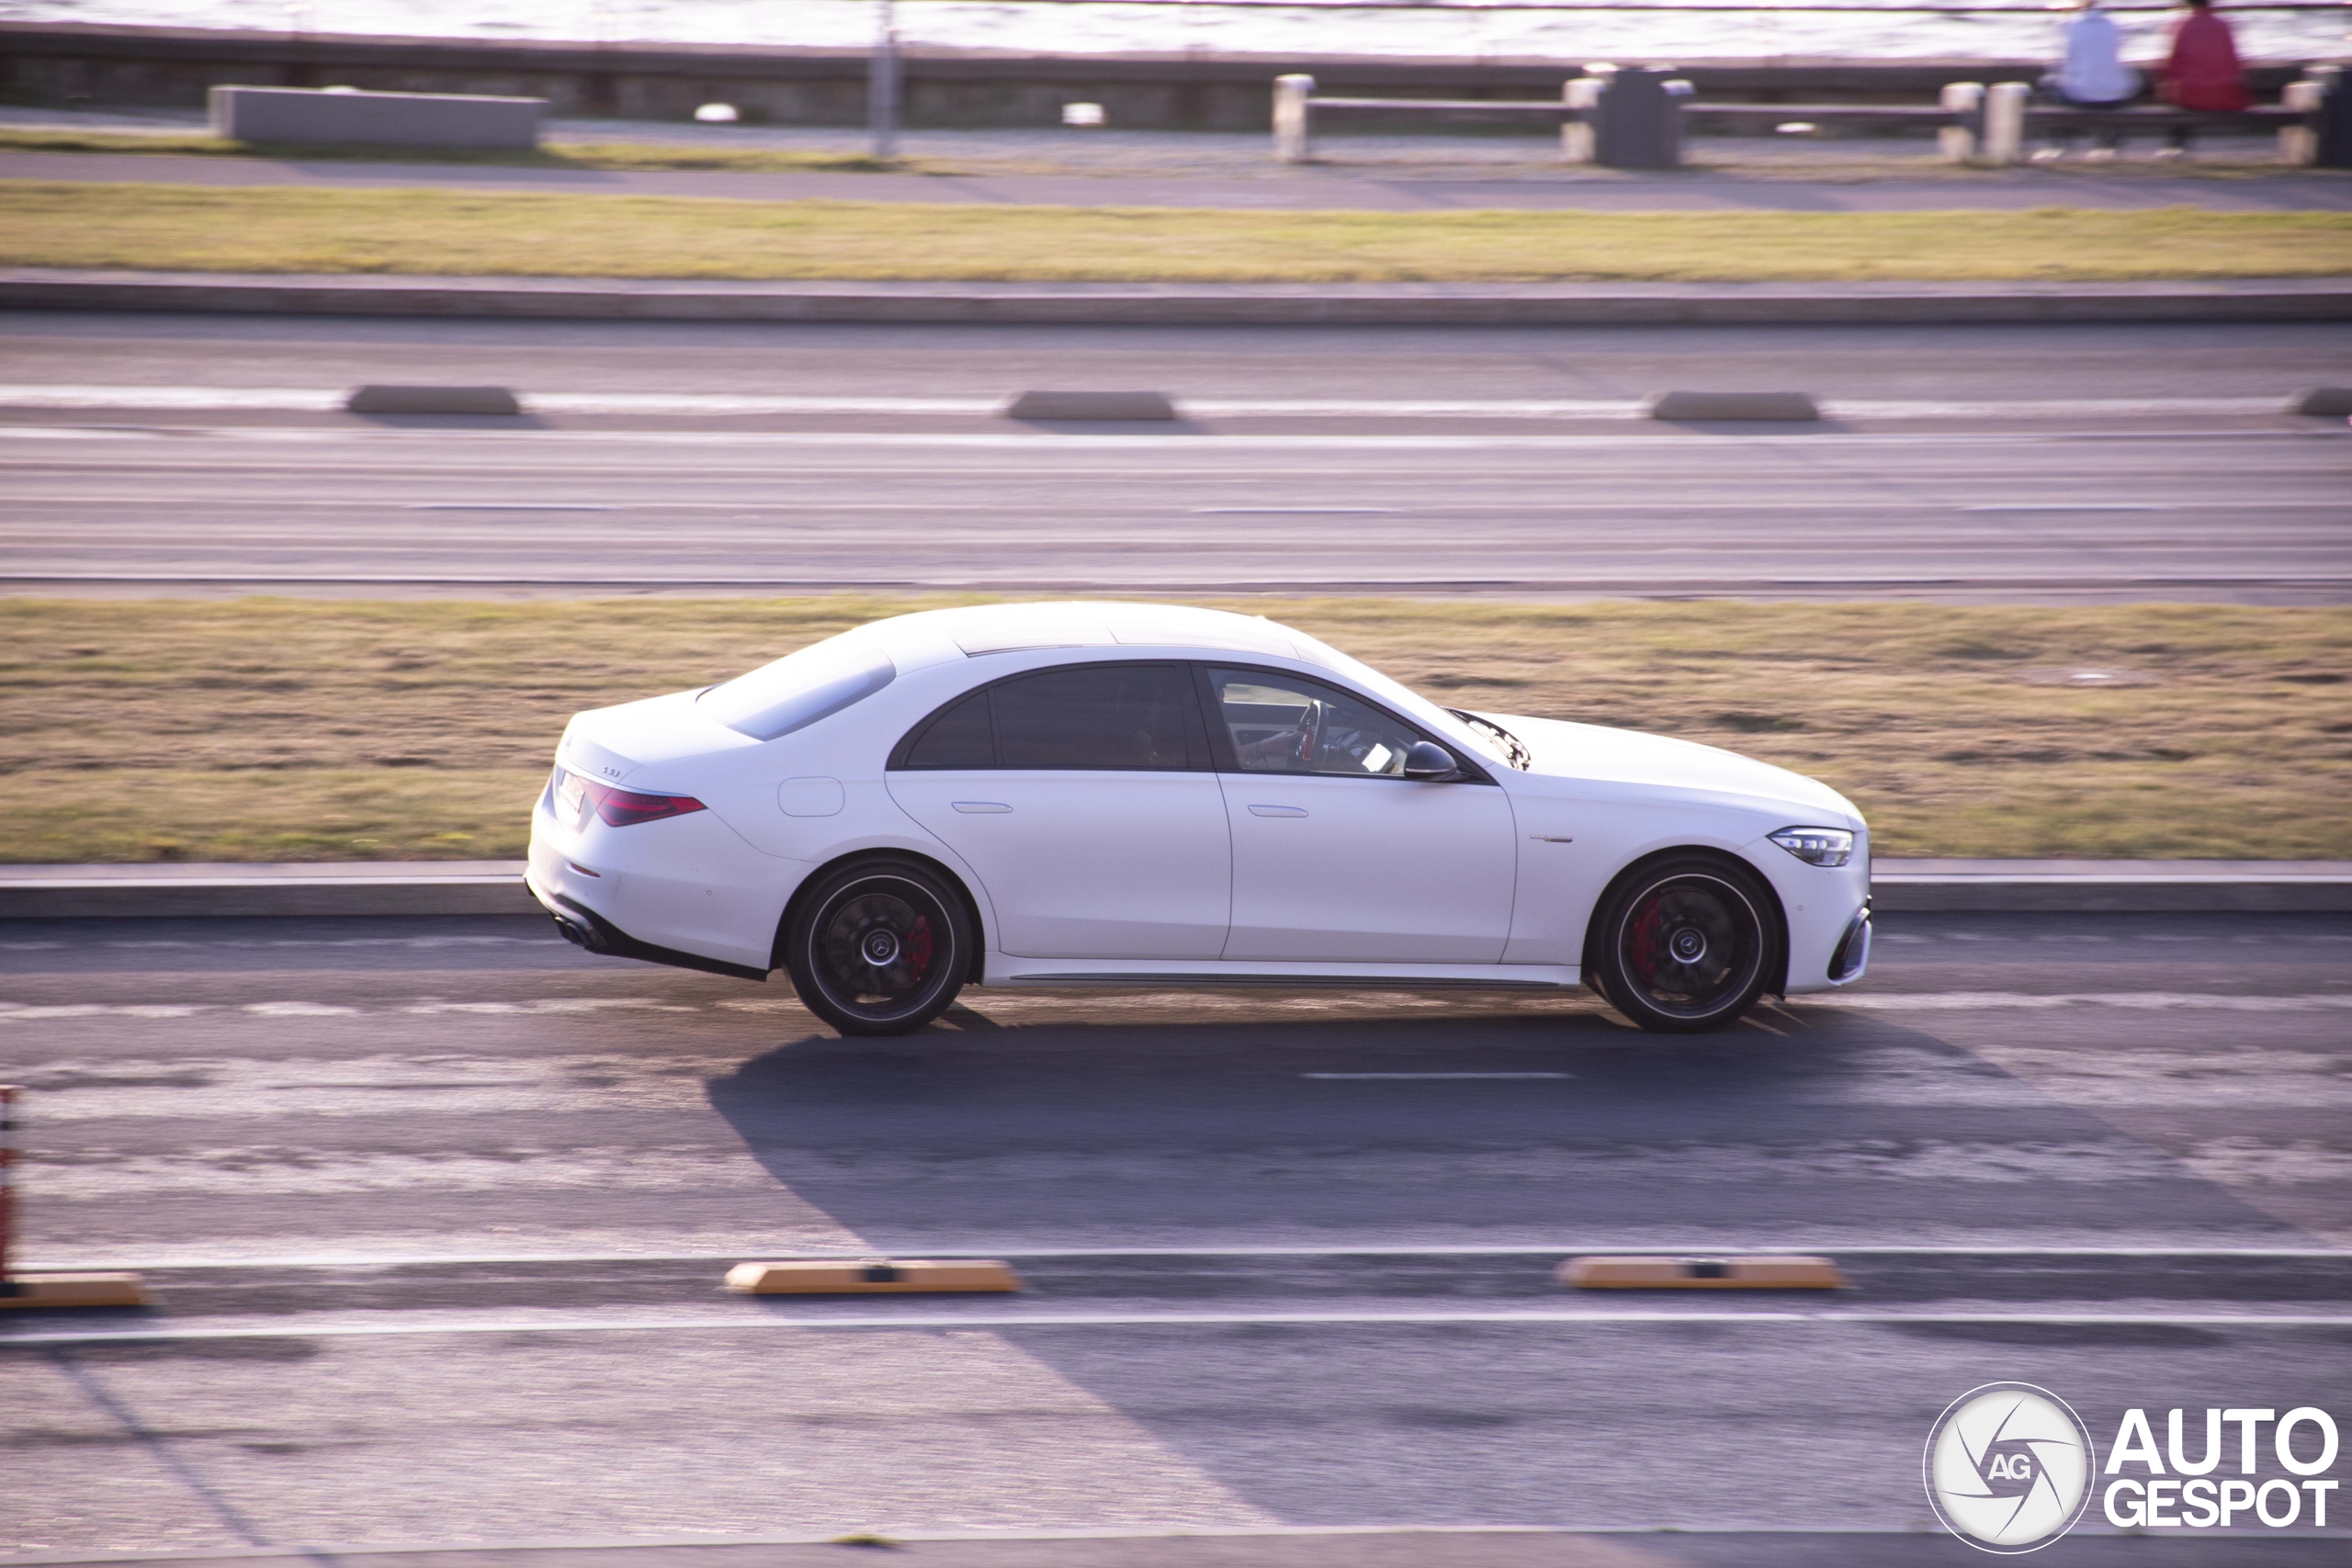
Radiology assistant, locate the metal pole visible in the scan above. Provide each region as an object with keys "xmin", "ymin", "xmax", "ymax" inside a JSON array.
[
  {"xmin": 870, "ymin": 0, "xmax": 901, "ymax": 161},
  {"xmin": 1, "ymin": 1086, "xmax": 19, "ymax": 1294}
]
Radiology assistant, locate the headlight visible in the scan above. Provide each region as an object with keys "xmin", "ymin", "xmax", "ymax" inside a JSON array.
[{"xmin": 1769, "ymin": 827, "xmax": 1854, "ymax": 867}]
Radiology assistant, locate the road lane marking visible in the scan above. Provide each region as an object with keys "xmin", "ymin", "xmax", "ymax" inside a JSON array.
[
  {"xmin": 1303, "ymin": 1072, "xmax": 1573, "ymax": 1079},
  {"xmin": 0, "ymin": 387, "xmax": 2296, "ymax": 421},
  {"xmin": 6, "ymin": 993, "xmax": 2348, "ymax": 1021},
  {"xmin": 8, "ymin": 1308, "xmax": 2352, "ymax": 1348},
  {"xmin": 22, "ymin": 1244, "xmax": 2350, "ymax": 1271}
]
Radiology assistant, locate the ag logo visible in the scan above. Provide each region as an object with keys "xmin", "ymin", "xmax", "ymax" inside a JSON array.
[{"xmin": 1924, "ymin": 1382, "xmax": 2098, "ymax": 1552}]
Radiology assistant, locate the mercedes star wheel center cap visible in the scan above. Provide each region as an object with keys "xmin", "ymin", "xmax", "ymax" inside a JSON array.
[{"xmin": 862, "ymin": 930, "xmax": 901, "ymax": 966}]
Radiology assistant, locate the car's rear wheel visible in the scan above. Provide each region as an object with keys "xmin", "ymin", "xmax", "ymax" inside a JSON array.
[
  {"xmin": 784, "ymin": 860, "xmax": 970, "ymax": 1036},
  {"xmin": 1590, "ymin": 857, "xmax": 1777, "ymax": 1033}
]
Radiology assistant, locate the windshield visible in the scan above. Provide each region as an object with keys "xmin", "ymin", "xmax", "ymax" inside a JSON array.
[{"xmin": 697, "ymin": 637, "xmax": 897, "ymax": 742}]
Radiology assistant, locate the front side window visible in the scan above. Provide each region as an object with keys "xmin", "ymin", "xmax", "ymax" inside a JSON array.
[
  {"xmin": 1207, "ymin": 668, "xmax": 1428, "ymax": 777},
  {"xmin": 895, "ymin": 663, "xmax": 1201, "ymax": 771}
]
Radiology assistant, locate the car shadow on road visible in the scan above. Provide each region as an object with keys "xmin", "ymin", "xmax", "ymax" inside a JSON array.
[{"xmin": 700, "ymin": 999, "xmax": 2319, "ymax": 1526}]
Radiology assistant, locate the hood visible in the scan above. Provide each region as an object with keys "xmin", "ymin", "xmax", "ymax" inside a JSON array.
[{"xmin": 1484, "ymin": 713, "xmax": 1861, "ymax": 827}]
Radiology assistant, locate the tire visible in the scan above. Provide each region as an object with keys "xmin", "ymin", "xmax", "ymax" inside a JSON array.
[
  {"xmin": 1589, "ymin": 855, "xmax": 1778, "ymax": 1034},
  {"xmin": 783, "ymin": 859, "xmax": 971, "ymax": 1036}
]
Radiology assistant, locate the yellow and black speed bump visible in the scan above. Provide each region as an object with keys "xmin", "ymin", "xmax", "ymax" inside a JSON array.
[
  {"xmin": 725, "ymin": 1258, "xmax": 1022, "ymax": 1295},
  {"xmin": 1559, "ymin": 1255, "xmax": 1847, "ymax": 1290},
  {"xmin": 0, "ymin": 1272, "xmax": 147, "ymax": 1308}
]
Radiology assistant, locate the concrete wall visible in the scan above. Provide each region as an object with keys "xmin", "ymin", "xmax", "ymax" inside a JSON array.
[
  {"xmin": 209, "ymin": 85, "xmax": 543, "ymax": 148},
  {"xmin": 5, "ymin": 21, "xmax": 2318, "ymax": 129}
]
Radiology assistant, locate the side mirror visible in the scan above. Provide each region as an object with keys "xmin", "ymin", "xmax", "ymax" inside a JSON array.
[{"xmin": 1402, "ymin": 740, "xmax": 1462, "ymax": 781}]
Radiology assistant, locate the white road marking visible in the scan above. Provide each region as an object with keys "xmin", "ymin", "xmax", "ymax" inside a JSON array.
[
  {"xmin": 0, "ymin": 386, "xmax": 2296, "ymax": 421},
  {"xmin": 6, "ymin": 1308, "xmax": 2349, "ymax": 1348},
  {"xmin": 22, "ymin": 1243, "xmax": 2349, "ymax": 1272},
  {"xmin": 1304, "ymin": 1072, "xmax": 1573, "ymax": 1080},
  {"xmin": 4, "ymin": 992, "xmax": 2347, "ymax": 1021}
]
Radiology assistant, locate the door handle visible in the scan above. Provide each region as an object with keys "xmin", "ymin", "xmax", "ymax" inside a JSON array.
[
  {"xmin": 952, "ymin": 801, "xmax": 1012, "ymax": 814},
  {"xmin": 1248, "ymin": 804, "xmax": 1308, "ymax": 818}
]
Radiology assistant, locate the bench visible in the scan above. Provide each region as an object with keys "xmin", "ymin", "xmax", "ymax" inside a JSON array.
[{"xmin": 1271, "ymin": 68, "xmax": 2349, "ymax": 170}]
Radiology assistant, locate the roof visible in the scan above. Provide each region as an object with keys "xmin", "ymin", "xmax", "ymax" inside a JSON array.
[{"xmin": 860, "ymin": 601, "xmax": 1314, "ymax": 666}]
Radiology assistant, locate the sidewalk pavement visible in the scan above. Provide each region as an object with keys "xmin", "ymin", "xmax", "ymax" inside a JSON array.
[
  {"xmin": 4, "ymin": 860, "xmax": 2347, "ymax": 919},
  {"xmin": 8, "ymin": 268, "xmax": 2348, "ymax": 325},
  {"xmin": 6, "ymin": 146, "xmax": 2348, "ymax": 212}
]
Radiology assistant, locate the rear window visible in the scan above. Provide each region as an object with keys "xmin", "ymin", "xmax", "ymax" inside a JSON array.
[{"xmin": 698, "ymin": 639, "xmax": 897, "ymax": 742}]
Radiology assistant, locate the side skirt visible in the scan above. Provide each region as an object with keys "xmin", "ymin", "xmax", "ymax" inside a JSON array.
[{"xmin": 978, "ymin": 958, "xmax": 1581, "ymax": 992}]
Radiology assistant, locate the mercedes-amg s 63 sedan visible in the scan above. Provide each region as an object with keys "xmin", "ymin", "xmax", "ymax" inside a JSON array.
[{"xmin": 528, "ymin": 602, "xmax": 1870, "ymax": 1035}]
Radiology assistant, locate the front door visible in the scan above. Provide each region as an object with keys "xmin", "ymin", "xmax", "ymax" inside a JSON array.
[
  {"xmin": 887, "ymin": 661, "xmax": 1231, "ymax": 960},
  {"xmin": 1205, "ymin": 666, "xmax": 1517, "ymax": 963}
]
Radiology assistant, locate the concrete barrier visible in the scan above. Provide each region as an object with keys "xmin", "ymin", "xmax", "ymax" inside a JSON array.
[
  {"xmin": 346, "ymin": 385, "xmax": 524, "ymax": 416},
  {"xmin": 1561, "ymin": 1255, "xmax": 1849, "ymax": 1289},
  {"xmin": 209, "ymin": 85, "xmax": 544, "ymax": 150},
  {"xmin": 1648, "ymin": 391, "xmax": 1821, "ymax": 422},
  {"xmin": 724, "ymin": 1258, "xmax": 1022, "ymax": 1293},
  {"xmin": 1005, "ymin": 390, "xmax": 1178, "ymax": 421},
  {"xmin": 8, "ymin": 274, "xmax": 2350, "ymax": 328}
]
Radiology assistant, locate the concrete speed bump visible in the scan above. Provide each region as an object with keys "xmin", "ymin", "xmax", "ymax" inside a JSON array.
[
  {"xmin": 345, "ymin": 385, "xmax": 524, "ymax": 416},
  {"xmin": 2293, "ymin": 388, "xmax": 2352, "ymax": 416},
  {"xmin": 1004, "ymin": 390, "xmax": 1179, "ymax": 422},
  {"xmin": 0, "ymin": 1273, "xmax": 147, "ymax": 1308},
  {"xmin": 1647, "ymin": 390, "xmax": 1821, "ymax": 423},
  {"xmin": 1560, "ymin": 1255, "xmax": 1848, "ymax": 1290},
  {"xmin": 725, "ymin": 1258, "xmax": 1022, "ymax": 1294}
]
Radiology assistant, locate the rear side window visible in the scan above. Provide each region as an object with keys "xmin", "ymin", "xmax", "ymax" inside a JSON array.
[
  {"xmin": 699, "ymin": 639, "xmax": 896, "ymax": 742},
  {"xmin": 895, "ymin": 663, "xmax": 1203, "ymax": 771},
  {"xmin": 902, "ymin": 690, "xmax": 994, "ymax": 768}
]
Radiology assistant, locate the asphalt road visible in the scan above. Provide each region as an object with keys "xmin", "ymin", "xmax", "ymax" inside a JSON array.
[
  {"xmin": 3, "ymin": 314, "xmax": 2347, "ymax": 599},
  {"xmin": 4, "ymin": 909, "xmax": 2348, "ymax": 1562}
]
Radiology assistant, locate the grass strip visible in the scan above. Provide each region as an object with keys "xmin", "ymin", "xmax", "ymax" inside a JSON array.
[
  {"xmin": 2, "ymin": 181, "xmax": 2347, "ymax": 281},
  {"xmin": 6, "ymin": 597, "xmax": 2347, "ymax": 865},
  {"xmin": 0, "ymin": 128, "xmax": 913, "ymax": 173}
]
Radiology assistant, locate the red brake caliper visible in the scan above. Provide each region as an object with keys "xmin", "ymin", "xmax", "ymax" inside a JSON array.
[
  {"xmin": 902, "ymin": 915, "xmax": 934, "ymax": 979},
  {"xmin": 1626, "ymin": 895, "xmax": 1662, "ymax": 984}
]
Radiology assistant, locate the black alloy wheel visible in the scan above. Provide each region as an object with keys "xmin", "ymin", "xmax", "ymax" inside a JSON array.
[
  {"xmin": 784, "ymin": 860, "xmax": 971, "ymax": 1036},
  {"xmin": 1590, "ymin": 856, "xmax": 1777, "ymax": 1033}
]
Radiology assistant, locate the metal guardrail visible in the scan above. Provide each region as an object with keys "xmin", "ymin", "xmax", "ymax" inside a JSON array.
[{"xmin": 1272, "ymin": 64, "xmax": 2349, "ymax": 166}]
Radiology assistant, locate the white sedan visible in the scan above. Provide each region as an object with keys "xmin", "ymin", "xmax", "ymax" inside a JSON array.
[{"xmin": 528, "ymin": 602, "xmax": 1870, "ymax": 1035}]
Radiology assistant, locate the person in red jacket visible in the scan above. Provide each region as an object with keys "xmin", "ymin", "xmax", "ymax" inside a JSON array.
[{"xmin": 2155, "ymin": 0, "xmax": 2249, "ymax": 150}]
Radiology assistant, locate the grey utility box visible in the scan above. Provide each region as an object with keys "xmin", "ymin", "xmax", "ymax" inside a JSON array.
[
  {"xmin": 1590, "ymin": 68, "xmax": 1684, "ymax": 170},
  {"xmin": 209, "ymin": 85, "xmax": 546, "ymax": 150}
]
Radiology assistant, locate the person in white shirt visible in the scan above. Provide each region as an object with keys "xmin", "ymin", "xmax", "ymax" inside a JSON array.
[{"xmin": 2036, "ymin": 0, "xmax": 2145, "ymax": 157}]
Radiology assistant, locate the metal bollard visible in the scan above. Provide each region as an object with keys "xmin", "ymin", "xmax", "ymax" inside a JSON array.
[
  {"xmin": 1, "ymin": 1086, "xmax": 17, "ymax": 1296},
  {"xmin": 1562, "ymin": 75, "xmax": 1601, "ymax": 163},
  {"xmin": 1983, "ymin": 81, "xmax": 2029, "ymax": 166},
  {"xmin": 1591, "ymin": 63, "xmax": 1683, "ymax": 170},
  {"xmin": 1939, "ymin": 82, "xmax": 1985, "ymax": 164},
  {"xmin": 2311, "ymin": 64, "xmax": 2352, "ymax": 169},
  {"xmin": 1273, "ymin": 73, "xmax": 1316, "ymax": 164},
  {"xmin": 2282, "ymin": 77, "xmax": 2324, "ymax": 165}
]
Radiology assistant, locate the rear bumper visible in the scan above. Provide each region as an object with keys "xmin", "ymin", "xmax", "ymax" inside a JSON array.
[{"xmin": 527, "ymin": 875, "xmax": 772, "ymax": 983}]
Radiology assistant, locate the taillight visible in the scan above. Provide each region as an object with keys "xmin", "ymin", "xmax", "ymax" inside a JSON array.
[{"xmin": 554, "ymin": 767, "xmax": 707, "ymax": 829}]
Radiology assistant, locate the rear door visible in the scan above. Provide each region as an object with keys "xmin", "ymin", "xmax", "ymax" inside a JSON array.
[
  {"xmin": 1204, "ymin": 665, "xmax": 1517, "ymax": 964},
  {"xmin": 887, "ymin": 661, "xmax": 1232, "ymax": 960}
]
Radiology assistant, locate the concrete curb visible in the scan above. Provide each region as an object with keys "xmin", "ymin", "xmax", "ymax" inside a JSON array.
[
  {"xmin": 6, "ymin": 269, "xmax": 2350, "ymax": 325},
  {"xmin": 3, "ymin": 861, "xmax": 2347, "ymax": 919}
]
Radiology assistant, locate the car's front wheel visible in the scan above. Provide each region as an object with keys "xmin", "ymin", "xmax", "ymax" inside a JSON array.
[
  {"xmin": 783, "ymin": 860, "xmax": 971, "ymax": 1036},
  {"xmin": 1589, "ymin": 856, "xmax": 1777, "ymax": 1033}
]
